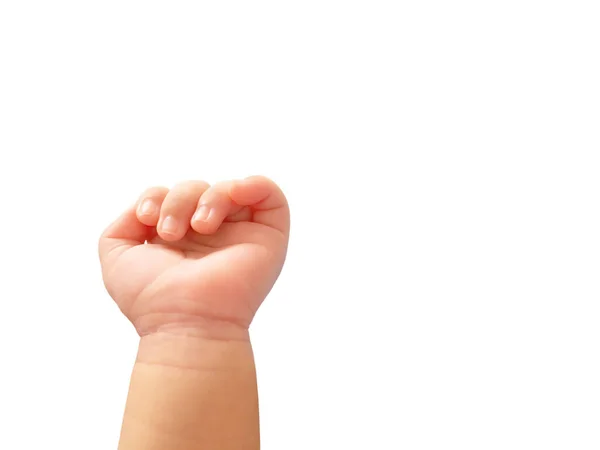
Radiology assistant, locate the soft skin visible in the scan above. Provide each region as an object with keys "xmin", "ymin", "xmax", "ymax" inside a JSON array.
[{"xmin": 99, "ymin": 176, "xmax": 290, "ymax": 450}]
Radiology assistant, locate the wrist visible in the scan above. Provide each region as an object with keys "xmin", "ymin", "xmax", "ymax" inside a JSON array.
[
  {"xmin": 137, "ymin": 330, "xmax": 253, "ymax": 371},
  {"xmin": 133, "ymin": 311, "xmax": 251, "ymax": 343}
]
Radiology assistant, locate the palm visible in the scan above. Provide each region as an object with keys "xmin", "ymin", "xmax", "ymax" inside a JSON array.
[{"xmin": 106, "ymin": 222, "xmax": 285, "ymax": 333}]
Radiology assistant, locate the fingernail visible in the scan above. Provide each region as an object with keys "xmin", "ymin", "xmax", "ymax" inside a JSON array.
[
  {"xmin": 139, "ymin": 200, "xmax": 157, "ymax": 216},
  {"xmin": 161, "ymin": 216, "xmax": 178, "ymax": 234},
  {"xmin": 193, "ymin": 205, "xmax": 211, "ymax": 222}
]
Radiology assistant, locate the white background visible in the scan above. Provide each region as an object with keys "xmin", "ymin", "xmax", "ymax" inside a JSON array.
[{"xmin": 0, "ymin": 1, "xmax": 599, "ymax": 449}]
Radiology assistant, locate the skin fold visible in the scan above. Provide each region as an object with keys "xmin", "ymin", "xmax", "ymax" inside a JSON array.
[{"xmin": 98, "ymin": 176, "xmax": 290, "ymax": 450}]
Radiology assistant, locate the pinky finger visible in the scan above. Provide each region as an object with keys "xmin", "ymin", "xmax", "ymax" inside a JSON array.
[{"xmin": 136, "ymin": 186, "xmax": 169, "ymax": 227}]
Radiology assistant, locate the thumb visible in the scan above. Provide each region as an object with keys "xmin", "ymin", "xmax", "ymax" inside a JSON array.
[{"xmin": 229, "ymin": 176, "xmax": 290, "ymax": 236}]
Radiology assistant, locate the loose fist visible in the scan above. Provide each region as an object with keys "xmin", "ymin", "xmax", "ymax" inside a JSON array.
[{"xmin": 98, "ymin": 176, "xmax": 290, "ymax": 340}]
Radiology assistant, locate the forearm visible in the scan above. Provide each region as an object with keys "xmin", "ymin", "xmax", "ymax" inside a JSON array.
[{"xmin": 118, "ymin": 332, "xmax": 259, "ymax": 450}]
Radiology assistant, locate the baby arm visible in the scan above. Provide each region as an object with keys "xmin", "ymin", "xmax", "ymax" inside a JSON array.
[{"xmin": 98, "ymin": 177, "xmax": 290, "ymax": 449}]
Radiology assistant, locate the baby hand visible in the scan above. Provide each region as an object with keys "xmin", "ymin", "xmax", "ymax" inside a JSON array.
[{"xmin": 98, "ymin": 176, "xmax": 290, "ymax": 340}]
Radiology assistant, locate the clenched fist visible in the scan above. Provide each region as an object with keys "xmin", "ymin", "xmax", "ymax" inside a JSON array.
[{"xmin": 98, "ymin": 176, "xmax": 290, "ymax": 340}]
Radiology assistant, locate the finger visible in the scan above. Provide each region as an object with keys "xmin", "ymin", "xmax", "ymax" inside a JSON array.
[
  {"xmin": 229, "ymin": 175, "xmax": 290, "ymax": 235},
  {"xmin": 224, "ymin": 206, "xmax": 253, "ymax": 223},
  {"xmin": 191, "ymin": 181, "xmax": 240, "ymax": 235},
  {"xmin": 135, "ymin": 186, "xmax": 169, "ymax": 226},
  {"xmin": 157, "ymin": 180, "xmax": 211, "ymax": 241},
  {"xmin": 99, "ymin": 204, "xmax": 153, "ymax": 267}
]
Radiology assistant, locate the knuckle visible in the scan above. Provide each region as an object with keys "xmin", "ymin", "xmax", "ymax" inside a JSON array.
[
  {"xmin": 141, "ymin": 186, "xmax": 169, "ymax": 199},
  {"xmin": 173, "ymin": 180, "xmax": 210, "ymax": 192}
]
